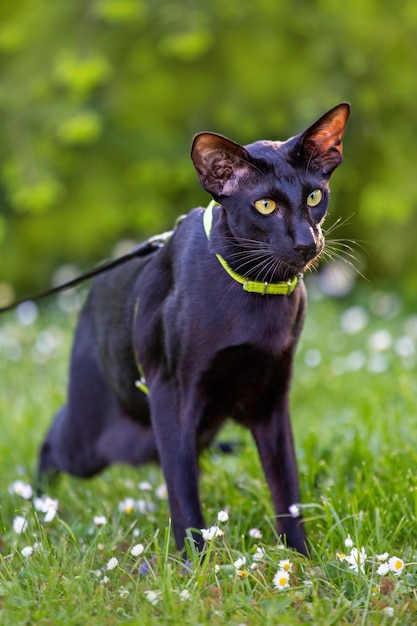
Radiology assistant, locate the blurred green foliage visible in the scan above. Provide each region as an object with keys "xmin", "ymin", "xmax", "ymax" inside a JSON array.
[{"xmin": 0, "ymin": 0, "xmax": 417, "ymax": 296}]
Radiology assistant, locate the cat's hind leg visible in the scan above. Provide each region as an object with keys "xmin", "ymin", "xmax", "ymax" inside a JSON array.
[
  {"xmin": 38, "ymin": 398, "xmax": 158, "ymax": 483},
  {"xmin": 37, "ymin": 331, "xmax": 157, "ymax": 485}
]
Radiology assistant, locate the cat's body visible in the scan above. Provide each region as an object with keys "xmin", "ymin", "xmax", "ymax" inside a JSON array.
[{"xmin": 39, "ymin": 103, "xmax": 350, "ymax": 556}]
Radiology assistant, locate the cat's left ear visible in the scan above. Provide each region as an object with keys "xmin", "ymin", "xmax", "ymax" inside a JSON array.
[
  {"xmin": 294, "ymin": 102, "xmax": 350, "ymax": 175},
  {"xmin": 191, "ymin": 132, "xmax": 254, "ymax": 198}
]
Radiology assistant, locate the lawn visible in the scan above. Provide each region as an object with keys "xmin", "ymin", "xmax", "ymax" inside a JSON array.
[{"xmin": 1, "ymin": 280, "xmax": 417, "ymax": 624}]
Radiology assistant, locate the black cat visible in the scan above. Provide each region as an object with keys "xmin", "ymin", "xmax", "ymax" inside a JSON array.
[{"xmin": 38, "ymin": 103, "xmax": 350, "ymax": 556}]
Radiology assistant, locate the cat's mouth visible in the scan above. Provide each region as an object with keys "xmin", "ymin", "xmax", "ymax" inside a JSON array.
[
  {"xmin": 220, "ymin": 236, "xmax": 323, "ymax": 283},
  {"xmin": 276, "ymin": 246, "xmax": 324, "ymax": 280},
  {"xmin": 241, "ymin": 256, "xmax": 308, "ymax": 283},
  {"xmin": 225, "ymin": 253, "xmax": 318, "ymax": 283},
  {"xmin": 277, "ymin": 261, "xmax": 307, "ymax": 281}
]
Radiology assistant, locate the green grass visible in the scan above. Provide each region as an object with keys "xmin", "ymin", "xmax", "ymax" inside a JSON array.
[{"xmin": 2, "ymin": 285, "xmax": 417, "ymax": 624}]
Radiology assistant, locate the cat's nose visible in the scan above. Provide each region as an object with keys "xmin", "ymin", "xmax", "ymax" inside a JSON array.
[
  {"xmin": 292, "ymin": 223, "xmax": 317, "ymax": 261},
  {"xmin": 294, "ymin": 242, "xmax": 317, "ymax": 261}
]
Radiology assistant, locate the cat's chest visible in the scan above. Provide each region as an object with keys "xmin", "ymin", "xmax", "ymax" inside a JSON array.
[
  {"xmin": 183, "ymin": 278, "xmax": 304, "ymax": 355},
  {"xmin": 198, "ymin": 342, "xmax": 293, "ymax": 425}
]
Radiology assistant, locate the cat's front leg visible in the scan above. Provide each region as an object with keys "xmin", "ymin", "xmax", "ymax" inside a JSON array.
[
  {"xmin": 148, "ymin": 377, "xmax": 206, "ymax": 554},
  {"xmin": 251, "ymin": 396, "xmax": 307, "ymax": 556}
]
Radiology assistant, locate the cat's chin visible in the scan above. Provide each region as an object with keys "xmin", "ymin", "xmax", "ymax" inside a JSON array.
[
  {"xmin": 272, "ymin": 245, "xmax": 323, "ymax": 280},
  {"xmin": 287, "ymin": 243, "xmax": 324, "ymax": 277},
  {"xmin": 297, "ymin": 255, "xmax": 321, "ymax": 276},
  {"xmin": 280, "ymin": 257, "xmax": 318, "ymax": 280},
  {"xmin": 272, "ymin": 263, "xmax": 304, "ymax": 282}
]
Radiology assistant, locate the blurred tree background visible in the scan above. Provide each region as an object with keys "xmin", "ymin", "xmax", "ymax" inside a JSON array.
[{"xmin": 0, "ymin": 0, "xmax": 417, "ymax": 299}]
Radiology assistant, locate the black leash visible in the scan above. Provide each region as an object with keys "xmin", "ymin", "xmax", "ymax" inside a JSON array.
[{"xmin": 0, "ymin": 231, "xmax": 172, "ymax": 314}]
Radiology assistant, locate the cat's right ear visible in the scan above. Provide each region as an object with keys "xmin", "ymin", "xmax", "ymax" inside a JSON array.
[
  {"xmin": 191, "ymin": 133, "xmax": 253, "ymax": 198},
  {"xmin": 293, "ymin": 102, "xmax": 350, "ymax": 175}
]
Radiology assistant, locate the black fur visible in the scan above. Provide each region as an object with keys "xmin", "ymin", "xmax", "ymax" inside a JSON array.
[{"xmin": 38, "ymin": 103, "xmax": 350, "ymax": 556}]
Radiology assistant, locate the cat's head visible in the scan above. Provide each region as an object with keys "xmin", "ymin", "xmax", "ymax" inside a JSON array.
[{"xmin": 191, "ymin": 103, "xmax": 350, "ymax": 281}]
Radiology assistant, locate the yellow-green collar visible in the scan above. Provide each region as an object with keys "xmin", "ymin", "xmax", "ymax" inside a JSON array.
[{"xmin": 204, "ymin": 200, "xmax": 302, "ymax": 296}]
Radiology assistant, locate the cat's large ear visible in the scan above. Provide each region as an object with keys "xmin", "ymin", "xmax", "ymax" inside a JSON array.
[
  {"xmin": 191, "ymin": 133, "xmax": 254, "ymax": 197},
  {"xmin": 294, "ymin": 102, "xmax": 350, "ymax": 175}
]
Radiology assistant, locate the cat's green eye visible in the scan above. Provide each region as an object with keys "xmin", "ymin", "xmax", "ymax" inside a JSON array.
[
  {"xmin": 254, "ymin": 198, "xmax": 277, "ymax": 215},
  {"xmin": 306, "ymin": 189, "xmax": 322, "ymax": 207}
]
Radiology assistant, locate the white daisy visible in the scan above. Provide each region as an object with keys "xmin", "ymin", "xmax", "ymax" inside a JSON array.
[
  {"xmin": 144, "ymin": 590, "xmax": 161, "ymax": 605},
  {"xmin": 130, "ymin": 543, "xmax": 144, "ymax": 557},
  {"xmin": 388, "ymin": 556, "xmax": 404, "ymax": 576},
  {"xmin": 201, "ymin": 526, "xmax": 224, "ymax": 541},
  {"xmin": 253, "ymin": 547, "xmax": 266, "ymax": 562},
  {"xmin": 106, "ymin": 557, "xmax": 119, "ymax": 571},
  {"xmin": 278, "ymin": 559, "xmax": 293, "ymax": 572},
  {"xmin": 217, "ymin": 510, "xmax": 229, "ymax": 523},
  {"xmin": 13, "ymin": 515, "xmax": 28, "ymax": 534},
  {"xmin": 233, "ymin": 556, "xmax": 246, "ymax": 570},
  {"xmin": 155, "ymin": 484, "xmax": 168, "ymax": 500},
  {"xmin": 273, "ymin": 569, "xmax": 290, "ymax": 590},
  {"xmin": 376, "ymin": 562, "xmax": 390, "ymax": 576},
  {"xmin": 33, "ymin": 495, "xmax": 58, "ymax": 522},
  {"xmin": 119, "ymin": 587, "xmax": 130, "ymax": 599},
  {"xmin": 118, "ymin": 497, "xmax": 136, "ymax": 514},
  {"xmin": 21, "ymin": 546, "xmax": 33, "ymax": 558},
  {"xmin": 136, "ymin": 499, "xmax": 148, "ymax": 514},
  {"xmin": 138, "ymin": 481, "xmax": 152, "ymax": 491},
  {"xmin": 8, "ymin": 480, "xmax": 33, "ymax": 500},
  {"xmin": 345, "ymin": 547, "xmax": 367, "ymax": 574}
]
